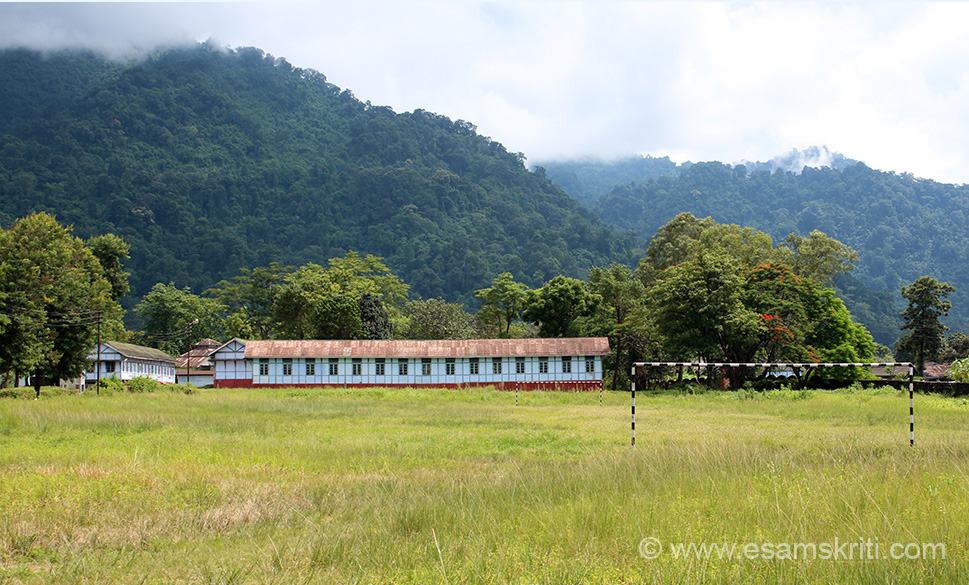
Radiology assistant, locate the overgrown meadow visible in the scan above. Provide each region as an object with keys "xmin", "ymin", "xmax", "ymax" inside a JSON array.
[{"xmin": 1, "ymin": 385, "xmax": 967, "ymax": 584}]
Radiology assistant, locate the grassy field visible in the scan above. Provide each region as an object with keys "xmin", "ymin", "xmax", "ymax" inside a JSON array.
[{"xmin": 1, "ymin": 384, "xmax": 967, "ymax": 584}]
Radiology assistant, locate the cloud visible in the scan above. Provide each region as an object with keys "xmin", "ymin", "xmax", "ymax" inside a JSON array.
[{"xmin": 2, "ymin": 2, "xmax": 968, "ymax": 183}]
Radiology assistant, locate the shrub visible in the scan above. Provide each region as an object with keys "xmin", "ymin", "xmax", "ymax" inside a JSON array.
[
  {"xmin": 96, "ymin": 377, "xmax": 125, "ymax": 395},
  {"xmin": 949, "ymin": 358, "xmax": 969, "ymax": 383},
  {"xmin": 127, "ymin": 377, "xmax": 159, "ymax": 393}
]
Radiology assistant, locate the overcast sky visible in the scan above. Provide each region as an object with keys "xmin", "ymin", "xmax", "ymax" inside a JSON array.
[{"xmin": 2, "ymin": 2, "xmax": 968, "ymax": 184}]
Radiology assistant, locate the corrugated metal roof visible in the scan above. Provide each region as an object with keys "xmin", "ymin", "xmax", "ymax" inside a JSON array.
[
  {"xmin": 244, "ymin": 338, "xmax": 610, "ymax": 359},
  {"xmin": 104, "ymin": 341, "xmax": 176, "ymax": 363}
]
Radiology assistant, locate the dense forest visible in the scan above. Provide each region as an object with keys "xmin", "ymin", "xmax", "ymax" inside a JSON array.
[
  {"xmin": 540, "ymin": 158, "xmax": 969, "ymax": 342},
  {"xmin": 0, "ymin": 44, "xmax": 630, "ymax": 318},
  {"xmin": 2, "ymin": 43, "xmax": 967, "ymax": 348}
]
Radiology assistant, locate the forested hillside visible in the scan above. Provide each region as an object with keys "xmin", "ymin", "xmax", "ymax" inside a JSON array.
[
  {"xmin": 582, "ymin": 161, "xmax": 969, "ymax": 338},
  {"xmin": 0, "ymin": 44, "xmax": 630, "ymax": 312},
  {"xmin": 536, "ymin": 155, "xmax": 682, "ymax": 207}
]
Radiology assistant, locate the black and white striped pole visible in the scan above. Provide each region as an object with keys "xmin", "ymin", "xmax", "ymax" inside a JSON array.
[
  {"xmin": 909, "ymin": 365, "xmax": 915, "ymax": 447},
  {"xmin": 630, "ymin": 367, "xmax": 636, "ymax": 451}
]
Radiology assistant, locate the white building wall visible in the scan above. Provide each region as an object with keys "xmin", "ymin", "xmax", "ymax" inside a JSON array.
[{"xmin": 243, "ymin": 355, "xmax": 603, "ymax": 387}]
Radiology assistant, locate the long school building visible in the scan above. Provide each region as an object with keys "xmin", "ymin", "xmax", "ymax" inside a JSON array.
[{"xmin": 212, "ymin": 338, "xmax": 609, "ymax": 390}]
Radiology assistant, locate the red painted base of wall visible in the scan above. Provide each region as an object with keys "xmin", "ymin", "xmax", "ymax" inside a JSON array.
[
  {"xmin": 215, "ymin": 380, "xmax": 602, "ymax": 391},
  {"xmin": 215, "ymin": 379, "xmax": 254, "ymax": 388}
]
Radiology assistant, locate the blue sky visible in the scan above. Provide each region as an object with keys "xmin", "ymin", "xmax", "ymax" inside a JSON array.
[{"xmin": 3, "ymin": 2, "xmax": 969, "ymax": 184}]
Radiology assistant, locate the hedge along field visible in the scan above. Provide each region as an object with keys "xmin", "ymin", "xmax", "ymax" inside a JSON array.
[{"xmin": 1, "ymin": 385, "xmax": 968, "ymax": 584}]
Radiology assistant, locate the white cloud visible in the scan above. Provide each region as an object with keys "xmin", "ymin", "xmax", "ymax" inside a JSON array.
[{"xmin": 2, "ymin": 2, "xmax": 968, "ymax": 183}]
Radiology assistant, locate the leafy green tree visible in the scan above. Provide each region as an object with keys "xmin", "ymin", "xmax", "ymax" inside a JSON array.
[
  {"xmin": 272, "ymin": 265, "xmax": 328, "ymax": 340},
  {"xmin": 272, "ymin": 253, "xmax": 409, "ymax": 340},
  {"xmin": 939, "ymin": 331, "xmax": 969, "ymax": 362},
  {"xmin": 207, "ymin": 263, "xmax": 291, "ymax": 339},
  {"xmin": 474, "ymin": 272, "xmax": 528, "ymax": 337},
  {"xmin": 135, "ymin": 283, "xmax": 225, "ymax": 355},
  {"xmin": 312, "ymin": 293, "xmax": 364, "ymax": 340},
  {"xmin": 86, "ymin": 233, "xmax": 131, "ymax": 301},
  {"xmin": 637, "ymin": 213, "xmax": 857, "ymax": 290},
  {"xmin": 359, "ymin": 293, "xmax": 392, "ymax": 340},
  {"xmin": 401, "ymin": 298, "xmax": 475, "ymax": 340},
  {"xmin": 522, "ymin": 276, "xmax": 601, "ymax": 338},
  {"xmin": 777, "ymin": 230, "xmax": 858, "ymax": 286},
  {"xmin": 896, "ymin": 276, "xmax": 955, "ymax": 373},
  {"xmin": 648, "ymin": 252, "xmax": 760, "ymax": 362},
  {"xmin": 588, "ymin": 264, "xmax": 643, "ymax": 390},
  {"xmin": 0, "ymin": 213, "xmax": 121, "ymax": 394}
]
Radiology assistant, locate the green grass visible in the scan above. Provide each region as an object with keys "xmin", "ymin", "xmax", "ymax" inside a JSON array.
[{"xmin": 1, "ymin": 385, "xmax": 967, "ymax": 583}]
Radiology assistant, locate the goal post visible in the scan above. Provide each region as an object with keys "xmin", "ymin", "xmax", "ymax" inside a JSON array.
[{"xmin": 630, "ymin": 361, "xmax": 916, "ymax": 449}]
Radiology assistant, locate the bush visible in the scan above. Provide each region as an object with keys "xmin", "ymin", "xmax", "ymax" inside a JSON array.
[
  {"xmin": 96, "ymin": 377, "xmax": 125, "ymax": 395},
  {"xmin": 949, "ymin": 358, "xmax": 969, "ymax": 383},
  {"xmin": 127, "ymin": 377, "xmax": 159, "ymax": 393}
]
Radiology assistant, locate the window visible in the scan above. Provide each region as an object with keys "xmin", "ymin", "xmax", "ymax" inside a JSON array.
[
  {"xmin": 492, "ymin": 357, "xmax": 502, "ymax": 375},
  {"xmin": 399, "ymin": 359, "xmax": 408, "ymax": 376},
  {"xmin": 421, "ymin": 358, "xmax": 431, "ymax": 376},
  {"xmin": 585, "ymin": 356, "xmax": 595, "ymax": 373},
  {"xmin": 469, "ymin": 358, "xmax": 479, "ymax": 375},
  {"xmin": 562, "ymin": 356, "xmax": 572, "ymax": 374},
  {"xmin": 445, "ymin": 358, "xmax": 455, "ymax": 376},
  {"xmin": 306, "ymin": 358, "xmax": 316, "ymax": 376},
  {"xmin": 515, "ymin": 357, "xmax": 525, "ymax": 374},
  {"xmin": 375, "ymin": 358, "xmax": 386, "ymax": 376},
  {"xmin": 352, "ymin": 358, "xmax": 362, "ymax": 376},
  {"xmin": 258, "ymin": 359, "xmax": 268, "ymax": 376},
  {"xmin": 329, "ymin": 358, "xmax": 339, "ymax": 376},
  {"xmin": 105, "ymin": 361, "xmax": 116, "ymax": 374},
  {"xmin": 539, "ymin": 357, "xmax": 549, "ymax": 374},
  {"xmin": 282, "ymin": 358, "xmax": 293, "ymax": 376}
]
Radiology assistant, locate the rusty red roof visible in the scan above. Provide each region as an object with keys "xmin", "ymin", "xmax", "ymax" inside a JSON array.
[{"xmin": 244, "ymin": 338, "xmax": 610, "ymax": 359}]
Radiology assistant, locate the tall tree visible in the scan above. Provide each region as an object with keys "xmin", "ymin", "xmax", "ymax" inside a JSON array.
[
  {"xmin": 86, "ymin": 233, "xmax": 131, "ymax": 301},
  {"xmin": 401, "ymin": 298, "xmax": 474, "ymax": 340},
  {"xmin": 207, "ymin": 263, "xmax": 291, "ymax": 340},
  {"xmin": 522, "ymin": 276, "xmax": 601, "ymax": 338},
  {"xmin": 359, "ymin": 293, "xmax": 392, "ymax": 340},
  {"xmin": 272, "ymin": 253, "xmax": 409, "ymax": 340},
  {"xmin": 588, "ymin": 264, "xmax": 643, "ymax": 390},
  {"xmin": 0, "ymin": 213, "xmax": 121, "ymax": 394},
  {"xmin": 135, "ymin": 283, "xmax": 225, "ymax": 355},
  {"xmin": 897, "ymin": 276, "xmax": 955, "ymax": 373},
  {"xmin": 474, "ymin": 272, "xmax": 528, "ymax": 337}
]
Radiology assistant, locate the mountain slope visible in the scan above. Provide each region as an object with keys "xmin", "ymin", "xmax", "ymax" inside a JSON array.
[
  {"xmin": 587, "ymin": 161, "xmax": 969, "ymax": 341},
  {"xmin": 0, "ymin": 44, "xmax": 630, "ymax": 310}
]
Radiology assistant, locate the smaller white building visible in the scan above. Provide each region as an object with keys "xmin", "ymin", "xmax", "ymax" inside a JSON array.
[
  {"xmin": 211, "ymin": 338, "xmax": 250, "ymax": 388},
  {"xmin": 86, "ymin": 342, "xmax": 177, "ymax": 385}
]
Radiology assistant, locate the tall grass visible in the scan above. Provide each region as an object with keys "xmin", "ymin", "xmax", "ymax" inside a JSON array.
[{"xmin": 1, "ymin": 386, "xmax": 966, "ymax": 583}]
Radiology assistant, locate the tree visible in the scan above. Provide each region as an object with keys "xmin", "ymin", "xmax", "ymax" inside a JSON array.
[
  {"xmin": 648, "ymin": 259, "xmax": 874, "ymax": 385},
  {"xmin": 522, "ymin": 276, "xmax": 601, "ymax": 338},
  {"xmin": 588, "ymin": 264, "xmax": 643, "ymax": 390},
  {"xmin": 401, "ymin": 298, "xmax": 475, "ymax": 340},
  {"xmin": 272, "ymin": 253, "xmax": 409, "ymax": 340},
  {"xmin": 474, "ymin": 272, "xmax": 528, "ymax": 337},
  {"xmin": 637, "ymin": 213, "xmax": 858, "ymax": 289},
  {"xmin": 939, "ymin": 331, "xmax": 969, "ymax": 362},
  {"xmin": 135, "ymin": 283, "xmax": 225, "ymax": 355},
  {"xmin": 312, "ymin": 293, "xmax": 364, "ymax": 340},
  {"xmin": 778, "ymin": 230, "xmax": 859, "ymax": 286},
  {"xmin": 359, "ymin": 293, "xmax": 392, "ymax": 340},
  {"xmin": 0, "ymin": 213, "xmax": 121, "ymax": 394},
  {"xmin": 648, "ymin": 252, "xmax": 760, "ymax": 362},
  {"xmin": 897, "ymin": 276, "xmax": 955, "ymax": 373},
  {"xmin": 206, "ymin": 263, "xmax": 291, "ymax": 340},
  {"xmin": 86, "ymin": 233, "xmax": 131, "ymax": 301}
]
